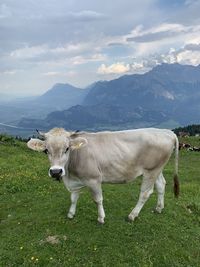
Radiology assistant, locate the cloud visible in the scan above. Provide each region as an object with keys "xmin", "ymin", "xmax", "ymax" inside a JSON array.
[
  {"xmin": 42, "ymin": 71, "xmax": 61, "ymax": 76},
  {"xmin": 1, "ymin": 0, "xmax": 200, "ymax": 95},
  {"xmin": 42, "ymin": 70, "xmax": 78, "ymax": 77},
  {"xmin": 7, "ymin": 42, "xmax": 107, "ymax": 75},
  {"xmin": 98, "ymin": 62, "xmax": 130, "ymax": 74},
  {"xmin": 127, "ymin": 23, "xmax": 193, "ymax": 43},
  {"xmin": 184, "ymin": 43, "xmax": 200, "ymax": 51},
  {"xmin": 48, "ymin": 10, "xmax": 107, "ymax": 26},
  {"xmin": 175, "ymin": 44, "xmax": 200, "ymax": 65},
  {"xmin": 122, "ymin": 22, "xmax": 200, "ymax": 60},
  {"xmin": 157, "ymin": 43, "xmax": 200, "ymax": 66},
  {"xmin": 133, "ymin": 43, "xmax": 200, "ymax": 69},
  {"xmin": 0, "ymin": 4, "xmax": 12, "ymax": 19},
  {"xmin": 0, "ymin": 70, "xmax": 17, "ymax": 75},
  {"xmin": 71, "ymin": 54, "xmax": 107, "ymax": 65},
  {"xmin": 97, "ymin": 41, "xmax": 200, "ymax": 78},
  {"xmin": 176, "ymin": 50, "xmax": 200, "ymax": 65},
  {"xmin": 9, "ymin": 43, "xmax": 106, "ymax": 63},
  {"xmin": 184, "ymin": 0, "xmax": 194, "ymax": 6},
  {"xmin": 10, "ymin": 45, "xmax": 47, "ymax": 59},
  {"xmin": 67, "ymin": 10, "xmax": 106, "ymax": 21}
]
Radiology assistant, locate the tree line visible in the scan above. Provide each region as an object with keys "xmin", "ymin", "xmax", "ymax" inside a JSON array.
[{"xmin": 173, "ymin": 124, "xmax": 200, "ymax": 136}]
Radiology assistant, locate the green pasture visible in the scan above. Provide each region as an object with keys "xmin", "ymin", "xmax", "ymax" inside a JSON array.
[{"xmin": 0, "ymin": 137, "xmax": 200, "ymax": 266}]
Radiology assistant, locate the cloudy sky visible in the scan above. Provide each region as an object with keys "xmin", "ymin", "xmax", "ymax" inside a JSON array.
[{"xmin": 1, "ymin": 0, "xmax": 200, "ymax": 96}]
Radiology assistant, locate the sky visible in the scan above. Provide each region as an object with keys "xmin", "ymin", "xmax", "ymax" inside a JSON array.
[{"xmin": 0, "ymin": 0, "xmax": 200, "ymax": 96}]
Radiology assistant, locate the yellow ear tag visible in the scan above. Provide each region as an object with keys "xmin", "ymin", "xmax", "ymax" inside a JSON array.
[
  {"xmin": 77, "ymin": 142, "xmax": 83, "ymax": 148},
  {"xmin": 72, "ymin": 142, "xmax": 84, "ymax": 150}
]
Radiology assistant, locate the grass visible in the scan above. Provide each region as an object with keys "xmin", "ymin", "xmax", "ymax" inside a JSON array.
[{"xmin": 0, "ymin": 138, "xmax": 200, "ymax": 267}]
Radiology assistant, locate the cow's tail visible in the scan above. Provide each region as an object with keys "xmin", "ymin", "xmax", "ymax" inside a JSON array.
[{"xmin": 173, "ymin": 134, "xmax": 180, "ymax": 197}]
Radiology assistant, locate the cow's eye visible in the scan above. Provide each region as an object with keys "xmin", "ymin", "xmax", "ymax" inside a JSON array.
[
  {"xmin": 65, "ymin": 147, "xmax": 69, "ymax": 153},
  {"xmin": 44, "ymin": 149, "xmax": 49, "ymax": 154}
]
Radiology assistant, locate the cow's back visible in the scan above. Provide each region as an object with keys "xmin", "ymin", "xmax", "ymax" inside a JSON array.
[{"xmin": 68, "ymin": 128, "xmax": 176, "ymax": 183}]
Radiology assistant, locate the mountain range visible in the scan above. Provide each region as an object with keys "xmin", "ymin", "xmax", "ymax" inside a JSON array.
[
  {"xmin": 1, "ymin": 63, "xmax": 200, "ymax": 135},
  {"xmin": 0, "ymin": 83, "xmax": 87, "ymax": 124}
]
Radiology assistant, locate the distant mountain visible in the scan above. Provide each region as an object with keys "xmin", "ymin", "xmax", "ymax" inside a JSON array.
[
  {"xmin": 19, "ymin": 104, "xmax": 167, "ymax": 130},
  {"xmin": 148, "ymin": 63, "xmax": 200, "ymax": 83},
  {"xmin": 0, "ymin": 83, "xmax": 89, "ymax": 124},
  {"xmin": 83, "ymin": 63, "xmax": 200, "ymax": 108},
  {"xmin": 35, "ymin": 83, "xmax": 88, "ymax": 109},
  {"xmin": 18, "ymin": 63, "xmax": 200, "ymax": 133}
]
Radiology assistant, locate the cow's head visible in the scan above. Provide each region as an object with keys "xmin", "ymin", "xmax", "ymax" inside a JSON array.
[{"xmin": 27, "ymin": 128, "xmax": 87, "ymax": 181}]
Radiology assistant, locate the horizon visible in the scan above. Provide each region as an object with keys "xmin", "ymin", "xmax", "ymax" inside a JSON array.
[{"xmin": 1, "ymin": 0, "xmax": 200, "ymax": 96}]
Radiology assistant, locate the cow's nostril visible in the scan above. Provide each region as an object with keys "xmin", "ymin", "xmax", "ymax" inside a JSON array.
[{"xmin": 50, "ymin": 168, "xmax": 63, "ymax": 178}]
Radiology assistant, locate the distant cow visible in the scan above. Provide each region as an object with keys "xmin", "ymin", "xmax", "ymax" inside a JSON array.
[
  {"xmin": 193, "ymin": 147, "xmax": 200, "ymax": 152},
  {"xmin": 189, "ymin": 146, "xmax": 200, "ymax": 152},
  {"xmin": 27, "ymin": 128, "xmax": 179, "ymax": 224},
  {"xmin": 179, "ymin": 143, "xmax": 191, "ymax": 150}
]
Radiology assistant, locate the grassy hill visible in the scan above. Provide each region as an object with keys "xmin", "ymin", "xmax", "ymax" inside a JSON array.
[{"xmin": 1, "ymin": 137, "xmax": 200, "ymax": 266}]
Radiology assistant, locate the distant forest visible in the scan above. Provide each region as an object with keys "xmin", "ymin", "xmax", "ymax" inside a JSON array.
[{"xmin": 173, "ymin": 124, "xmax": 200, "ymax": 136}]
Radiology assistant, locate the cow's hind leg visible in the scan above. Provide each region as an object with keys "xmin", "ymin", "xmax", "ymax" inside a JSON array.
[
  {"xmin": 154, "ymin": 172, "xmax": 166, "ymax": 213},
  {"xmin": 128, "ymin": 171, "xmax": 158, "ymax": 221},
  {"xmin": 67, "ymin": 191, "xmax": 80, "ymax": 219}
]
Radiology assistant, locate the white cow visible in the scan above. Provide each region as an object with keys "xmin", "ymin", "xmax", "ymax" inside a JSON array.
[{"xmin": 27, "ymin": 127, "xmax": 179, "ymax": 224}]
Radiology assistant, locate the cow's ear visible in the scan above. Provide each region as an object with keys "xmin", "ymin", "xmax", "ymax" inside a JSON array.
[
  {"xmin": 69, "ymin": 137, "xmax": 87, "ymax": 150},
  {"xmin": 27, "ymin": 138, "xmax": 46, "ymax": 152}
]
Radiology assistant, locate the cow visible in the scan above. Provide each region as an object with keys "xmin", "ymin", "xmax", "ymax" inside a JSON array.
[
  {"xmin": 188, "ymin": 146, "xmax": 200, "ymax": 152},
  {"xmin": 27, "ymin": 127, "xmax": 179, "ymax": 224},
  {"xmin": 179, "ymin": 142, "xmax": 191, "ymax": 150}
]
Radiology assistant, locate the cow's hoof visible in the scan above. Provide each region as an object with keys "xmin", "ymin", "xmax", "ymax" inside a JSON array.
[
  {"xmin": 97, "ymin": 218, "xmax": 105, "ymax": 224},
  {"xmin": 152, "ymin": 207, "xmax": 163, "ymax": 214},
  {"xmin": 127, "ymin": 214, "xmax": 137, "ymax": 222},
  {"xmin": 67, "ymin": 212, "xmax": 74, "ymax": 219},
  {"xmin": 124, "ymin": 216, "xmax": 132, "ymax": 222},
  {"xmin": 97, "ymin": 222, "xmax": 104, "ymax": 227}
]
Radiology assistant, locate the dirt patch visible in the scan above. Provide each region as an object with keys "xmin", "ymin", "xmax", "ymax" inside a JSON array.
[{"xmin": 40, "ymin": 235, "xmax": 67, "ymax": 245}]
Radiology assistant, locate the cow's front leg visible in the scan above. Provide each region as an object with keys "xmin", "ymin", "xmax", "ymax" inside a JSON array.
[
  {"xmin": 67, "ymin": 191, "xmax": 80, "ymax": 219},
  {"xmin": 89, "ymin": 181, "xmax": 105, "ymax": 224}
]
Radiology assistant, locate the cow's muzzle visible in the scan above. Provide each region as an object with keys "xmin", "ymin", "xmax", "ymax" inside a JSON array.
[{"xmin": 49, "ymin": 168, "xmax": 63, "ymax": 182}]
